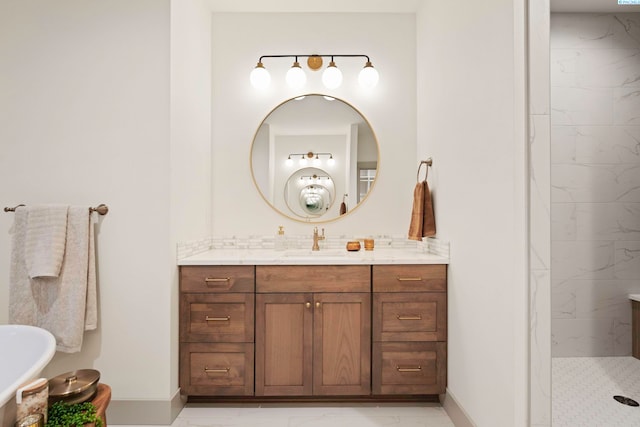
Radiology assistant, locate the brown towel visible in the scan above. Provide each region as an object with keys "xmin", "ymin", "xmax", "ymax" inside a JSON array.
[
  {"xmin": 408, "ymin": 181, "xmax": 436, "ymax": 240},
  {"xmin": 423, "ymin": 180, "xmax": 436, "ymax": 237},
  {"xmin": 340, "ymin": 201, "xmax": 347, "ymax": 215}
]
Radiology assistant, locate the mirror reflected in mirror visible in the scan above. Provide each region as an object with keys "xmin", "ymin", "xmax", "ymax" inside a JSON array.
[
  {"xmin": 284, "ymin": 167, "xmax": 336, "ymax": 218},
  {"xmin": 250, "ymin": 94, "xmax": 379, "ymax": 223}
]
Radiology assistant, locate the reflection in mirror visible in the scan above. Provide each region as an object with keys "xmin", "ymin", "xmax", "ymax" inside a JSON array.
[
  {"xmin": 284, "ymin": 167, "xmax": 336, "ymax": 218},
  {"xmin": 250, "ymin": 94, "xmax": 379, "ymax": 223}
]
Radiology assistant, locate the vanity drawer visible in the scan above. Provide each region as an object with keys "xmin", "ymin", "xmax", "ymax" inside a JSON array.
[
  {"xmin": 256, "ymin": 265, "xmax": 370, "ymax": 293},
  {"xmin": 180, "ymin": 293, "xmax": 254, "ymax": 342},
  {"xmin": 180, "ymin": 342, "xmax": 254, "ymax": 396},
  {"xmin": 373, "ymin": 292, "xmax": 446, "ymax": 342},
  {"xmin": 372, "ymin": 341, "xmax": 446, "ymax": 395},
  {"xmin": 372, "ymin": 265, "xmax": 446, "ymax": 292},
  {"xmin": 180, "ymin": 266, "xmax": 255, "ymax": 293}
]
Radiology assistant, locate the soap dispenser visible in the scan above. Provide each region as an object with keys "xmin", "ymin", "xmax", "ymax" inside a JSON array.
[{"xmin": 275, "ymin": 226, "xmax": 286, "ymax": 251}]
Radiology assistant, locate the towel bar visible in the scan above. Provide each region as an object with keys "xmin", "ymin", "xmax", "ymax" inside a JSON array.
[{"xmin": 4, "ymin": 204, "xmax": 109, "ymax": 215}]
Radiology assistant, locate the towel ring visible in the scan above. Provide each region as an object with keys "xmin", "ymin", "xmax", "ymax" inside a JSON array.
[{"xmin": 417, "ymin": 158, "xmax": 432, "ymax": 183}]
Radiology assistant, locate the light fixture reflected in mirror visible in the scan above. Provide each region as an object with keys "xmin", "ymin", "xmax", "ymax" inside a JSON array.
[
  {"xmin": 286, "ymin": 151, "xmax": 334, "ymax": 167},
  {"xmin": 250, "ymin": 54, "xmax": 378, "ymax": 90}
]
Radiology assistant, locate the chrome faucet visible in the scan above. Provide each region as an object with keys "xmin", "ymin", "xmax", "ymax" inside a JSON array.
[{"xmin": 312, "ymin": 226, "xmax": 325, "ymax": 251}]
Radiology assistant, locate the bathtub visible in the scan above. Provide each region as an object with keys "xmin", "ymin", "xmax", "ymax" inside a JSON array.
[{"xmin": 0, "ymin": 325, "xmax": 55, "ymax": 426}]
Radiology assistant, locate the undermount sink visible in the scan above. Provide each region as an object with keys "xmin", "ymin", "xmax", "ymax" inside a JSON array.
[
  {"xmin": 282, "ymin": 249, "xmax": 349, "ymax": 258},
  {"xmin": 0, "ymin": 325, "xmax": 56, "ymax": 408}
]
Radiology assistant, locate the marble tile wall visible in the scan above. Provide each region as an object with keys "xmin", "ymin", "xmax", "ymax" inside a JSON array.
[
  {"xmin": 551, "ymin": 13, "xmax": 640, "ymax": 357},
  {"xmin": 530, "ymin": 2, "xmax": 551, "ymax": 425}
]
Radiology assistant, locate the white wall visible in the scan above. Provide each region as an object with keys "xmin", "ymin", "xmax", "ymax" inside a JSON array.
[
  {"xmin": 210, "ymin": 13, "xmax": 417, "ymax": 235},
  {"xmin": 550, "ymin": 13, "xmax": 640, "ymax": 357},
  {"xmin": 170, "ymin": 0, "xmax": 213, "ymax": 398},
  {"xmin": 0, "ymin": 0, "xmax": 212, "ymax": 421},
  {"xmin": 0, "ymin": 2, "xmax": 534, "ymax": 425},
  {"xmin": 417, "ymin": 1, "xmax": 528, "ymax": 426}
]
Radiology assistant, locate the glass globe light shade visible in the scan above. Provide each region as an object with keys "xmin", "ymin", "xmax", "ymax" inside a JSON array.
[
  {"xmin": 322, "ymin": 61, "xmax": 343, "ymax": 89},
  {"xmin": 358, "ymin": 61, "xmax": 379, "ymax": 89},
  {"xmin": 327, "ymin": 156, "xmax": 335, "ymax": 166},
  {"xmin": 250, "ymin": 62, "xmax": 270, "ymax": 89},
  {"xmin": 285, "ymin": 156, "xmax": 293, "ymax": 167},
  {"xmin": 299, "ymin": 155, "xmax": 307, "ymax": 166},
  {"xmin": 286, "ymin": 62, "xmax": 306, "ymax": 89}
]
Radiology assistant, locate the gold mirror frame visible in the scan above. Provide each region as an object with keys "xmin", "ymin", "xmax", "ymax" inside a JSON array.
[{"xmin": 250, "ymin": 94, "xmax": 380, "ymax": 223}]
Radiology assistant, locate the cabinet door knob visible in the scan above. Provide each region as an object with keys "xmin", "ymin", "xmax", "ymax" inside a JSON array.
[
  {"xmin": 316, "ymin": 301, "xmax": 321, "ymax": 308},
  {"xmin": 306, "ymin": 302, "xmax": 311, "ymax": 308}
]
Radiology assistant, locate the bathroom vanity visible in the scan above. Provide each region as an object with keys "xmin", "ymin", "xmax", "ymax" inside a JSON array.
[{"xmin": 178, "ymin": 248, "xmax": 448, "ymax": 401}]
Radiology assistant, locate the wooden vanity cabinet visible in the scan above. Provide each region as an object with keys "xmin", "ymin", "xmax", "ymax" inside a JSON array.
[
  {"xmin": 179, "ymin": 266, "xmax": 255, "ymax": 396},
  {"xmin": 255, "ymin": 265, "xmax": 371, "ymax": 397},
  {"xmin": 372, "ymin": 264, "xmax": 447, "ymax": 395},
  {"xmin": 178, "ymin": 262, "xmax": 448, "ymax": 400}
]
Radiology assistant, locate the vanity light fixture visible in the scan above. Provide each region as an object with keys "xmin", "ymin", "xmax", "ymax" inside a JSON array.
[
  {"xmin": 300, "ymin": 174, "xmax": 332, "ymax": 182},
  {"xmin": 322, "ymin": 57, "xmax": 343, "ymax": 90},
  {"xmin": 286, "ymin": 151, "xmax": 334, "ymax": 167},
  {"xmin": 249, "ymin": 62, "xmax": 271, "ymax": 90},
  {"xmin": 250, "ymin": 54, "xmax": 378, "ymax": 90},
  {"xmin": 285, "ymin": 58, "xmax": 306, "ymax": 89}
]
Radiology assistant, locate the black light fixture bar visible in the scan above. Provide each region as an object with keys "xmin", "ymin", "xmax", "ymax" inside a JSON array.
[{"xmin": 257, "ymin": 54, "xmax": 371, "ymax": 63}]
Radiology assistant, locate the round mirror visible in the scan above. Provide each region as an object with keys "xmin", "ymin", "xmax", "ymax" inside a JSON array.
[
  {"xmin": 284, "ymin": 167, "xmax": 336, "ymax": 218},
  {"xmin": 250, "ymin": 94, "xmax": 379, "ymax": 223}
]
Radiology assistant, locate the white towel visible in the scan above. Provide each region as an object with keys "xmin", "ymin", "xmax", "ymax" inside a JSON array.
[
  {"xmin": 9, "ymin": 207, "xmax": 36, "ymax": 327},
  {"xmin": 9, "ymin": 206, "xmax": 99, "ymax": 353},
  {"xmin": 25, "ymin": 205, "xmax": 68, "ymax": 278}
]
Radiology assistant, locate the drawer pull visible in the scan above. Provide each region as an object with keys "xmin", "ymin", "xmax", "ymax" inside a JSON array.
[
  {"xmin": 205, "ymin": 277, "xmax": 231, "ymax": 283},
  {"xmin": 396, "ymin": 365, "xmax": 422, "ymax": 372},
  {"xmin": 396, "ymin": 277, "xmax": 423, "ymax": 282},
  {"xmin": 306, "ymin": 302, "xmax": 311, "ymax": 308},
  {"xmin": 204, "ymin": 367, "xmax": 230, "ymax": 374},
  {"xmin": 397, "ymin": 315, "xmax": 422, "ymax": 320},
  {"xmin": 205, "ymin": 316, "xmax": 230, "ymax": 322}
]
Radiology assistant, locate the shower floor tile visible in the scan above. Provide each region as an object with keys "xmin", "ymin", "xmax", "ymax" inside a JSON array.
[{"xmin": 553, "ymin": 357, "xmax": 640, "ymax": 427}]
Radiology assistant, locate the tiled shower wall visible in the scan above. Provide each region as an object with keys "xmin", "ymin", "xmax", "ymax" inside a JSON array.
[{"xmin": 551, "ymin": 13, "xmax": 640, "ymax": 357}]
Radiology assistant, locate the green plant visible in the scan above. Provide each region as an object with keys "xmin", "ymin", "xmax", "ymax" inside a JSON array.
[{"xmin": 46, "ymin": 401, "xmax": 103, "ymax": 427}]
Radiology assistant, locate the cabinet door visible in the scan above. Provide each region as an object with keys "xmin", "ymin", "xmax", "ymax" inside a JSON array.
[
  {"xmin": 313, "ymin": 292, "xmax": 371, "ymax": 396},
  {"xmin": 255, "ymin": 293, "xmax": 313, "ymax": 396}
]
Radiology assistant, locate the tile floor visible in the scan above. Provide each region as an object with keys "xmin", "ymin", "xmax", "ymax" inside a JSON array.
[
  {"xmin": 117, "ymin": 402, "xmax": 455, "ymax": 427},
  {"xmin": 553, "ymin": 357, "xmax": 640, "ymax": 427},
  {"xmin": 116, "ymin": 357, "xmax": 640, "ymax": 426}
]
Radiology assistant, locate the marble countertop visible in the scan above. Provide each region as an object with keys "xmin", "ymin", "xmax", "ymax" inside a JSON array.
[
  {"xmin": 178, "ymin": 247, "xmax": 449, "ymax": 266},
  {"xmin": 629, "ymin": 294, "xmax": 640, "ymax": 302}
]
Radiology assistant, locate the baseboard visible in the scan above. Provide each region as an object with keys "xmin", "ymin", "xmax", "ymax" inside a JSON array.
[
  {"xmin": 441, "ymin": 389, "xmax": 476, "ymax": 427},
  {"xmin": 106, "ymin": 388, "xmax": 185, "ymax": 425}
]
